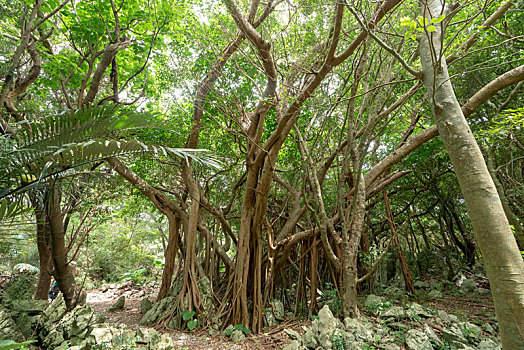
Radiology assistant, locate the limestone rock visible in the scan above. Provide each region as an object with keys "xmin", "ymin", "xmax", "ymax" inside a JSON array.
[
  {"xmin": 423, "ymin": 323, "xmax": 443, "ymax": 347},
  {"xmin": 408, "ymin": 303, "xmax": 431, "ymax": 318},
  {"xmin": 344, "ymin": 317, "xmax": 373, "ymax": 342},
  {"xmin": 140, "ymin": 297, "xmax": 153, "ymax": 314},
  {"xmin": 312, "ymin": 305, "xmax": 339, "ymax": 349},
  {"xmin": 460, "ymin": 279, "xmax": 478, "ymax": 293},
  {"xmin": 427, "ymin": 289, "xmax": 442, "ymax": 299},
  {"xmin": 413, "ymin": 280, "xmax": 429, "ymax": 289},
  {"xmin": 0, "ymin": 307, "xmax": 24, "ymax": 342},
  {"xmin": 271, "ymin": 299, "xmax": 285, "ymax": 320},
  {"xmin": 302, "ymin": 329, "xmax": 317, "ymax": 349},
  {"xmin": 108, "ymin": 296, "xmax": 125, "ymax": 312},
  {"xmin": 283, "ymin": 340, "xmax": 302, "ymax": 350},
  {"xmin": 284, "ymin": 328, "xmax": 301, "ymax": 340},
  {"xmin": 230, "ymin": 329, "xmax": 246, "ymax": 342},
  {"xmin": 42, "ymin": 294, "xmax": 67, "ymax": 325},
  {"xmin": 405, "ymin": 329, "xmax": 432, "ymax": 350},
  {"xmin": 437, "ymin": 310, "xmax": 450, "ymax": 324},
  {"xmin": 477, "ymin": 339, "xmax": 501, "ymax": 350},
  {"xmin": 12, "ymin": 263, "xmax": 39, "ymax": 273},
  {"xmin": 380, "ymin": 306, "xmax": 406, "ymax": 319},
  {"xmin": 12, "ymin": 299, "xmax": 48, "ymax": 315},
  {"xmin": 364, "ymin": 294, "xmax": 386, "ymax": 307},
  {"xmin": 442, "ymin": 324, "xmax": 469, "ymax": 347},
  {"xmin": 460, "ymin": 322, "xmax": 481, "ymax": 342}
]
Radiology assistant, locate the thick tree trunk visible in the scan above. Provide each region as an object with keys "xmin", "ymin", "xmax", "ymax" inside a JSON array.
[
  {"xmin": 156, "ymin": 214, "xmax": 180, "ymax": 301},
  {"xmin": 48, "ymin": 189, "xmax": 78, "ymax": 310},
  {"xmin": 418, "ymin": 1, "xmax": 524, "ymax": 347},
  {"xmin": 34, "ymin": 207, "xmax": 52, "ymax": 300},
  {"xmin": 342, "ymin": 172, "xmax": 366, "ymax": 318}
]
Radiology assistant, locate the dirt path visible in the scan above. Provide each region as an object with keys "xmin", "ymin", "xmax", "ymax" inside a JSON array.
[{"xmin": 85, "ymin": 284, "xmax": 290, "ymax": 349}]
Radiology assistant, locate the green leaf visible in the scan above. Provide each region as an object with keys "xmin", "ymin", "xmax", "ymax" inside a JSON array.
[
  {"xmin": 182, "ymin": 310, "xmax": 195, "ymax": 321},
  {"xmin": 0, "ymin": 340, "xmax": 37, "ymax": 350},
  {"xmin": 431, "ymin": 14, "xmax": 445, "ymax": 24},
  {"xmin": 427, "ymin": 25, "xmax": 437, "ymax": 32},
  {"xmin": 187, "ymin": 319, "xmax": 197, "ymax": 330}
]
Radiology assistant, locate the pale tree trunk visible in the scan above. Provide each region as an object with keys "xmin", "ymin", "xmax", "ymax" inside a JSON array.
[
  {"xmin": 342, "ymin": 171, "xmax": 366, "ymax": 318},
  {"xmin": 418, "ymin": 0, "xmax": 524, "ymax": 347}
]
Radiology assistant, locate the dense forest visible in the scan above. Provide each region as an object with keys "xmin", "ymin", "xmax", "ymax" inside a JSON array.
[{"xmin": 0, "ymin": 0, "xmax": 523, "ymax": 349}]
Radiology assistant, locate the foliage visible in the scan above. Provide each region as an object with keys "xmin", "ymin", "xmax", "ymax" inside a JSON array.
[{"xmin": 0, "ymin": 340, "xmax": 37, "ymax": 350}]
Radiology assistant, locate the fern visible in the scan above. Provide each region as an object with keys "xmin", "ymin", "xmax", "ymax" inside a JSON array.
[{"xmin": 0, "ymin": 105, "xmax": 219, "ymax": 221}]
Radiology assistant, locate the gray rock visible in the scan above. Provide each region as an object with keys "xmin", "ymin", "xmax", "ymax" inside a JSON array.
[
  {"xmin": 0, "ymin": 307, "xmax": 24, "ymax": 342},
  {"xmin": 442, "ymin": 324, "xmax": 469, "ymax": 347},
  {"xmin": 12, "ymin": 299, "xmax": 48, "ymax": 314},
  {"xmin": 437, "ymin": 309, "xmax": 450, "ymax": 323},
  {"xmin": 408, "ymin": 303, "xmax": 431, "ymax": 318},
  {"xmin": 405, "ymin": 329, "xmax": 432, "ymax": 350},
  {"xmin": 482, "ymin": 323, "xmax": 494, "ymax": 334},
  {"xmin": 413, "ymin": 280, "xmax": 430, "ymax": 289},
  {"xmin": 43, "ymin": 294, "xmax": 67, "ymax": 325},
  {"xmin": 344, "ymin": 317, "xmax": 373, "ymax": 341},
  {"xmin": 272, "ymin": 300, "xmax": 285, "ymax": 319},
  {"xmin": 284, "ymin": 328, "xmax": 301, "ymax": 340},
  {"xmin": 423, "ymin": 323, "xmax": 443, "ymax": 347},
  {"xmin": 427, "ymin": 289, "xmax": 442, "ymax": 299},
  {"xmin": 312, "ymin": 305, "xmax": 339, "ymax": 349},
  {"xmin": 230, "ymin": 329, "xmax": 246, "ymax": 342},
  {"xmin": 380, "ymin": 306, "xmax": 406, "ymax": 319},
  {"xmin": 108, "ymin": 295, "xmax": 125, "ymax": 312},
  {"xmin": 477, "ymin": 339, "xmax": 501, "ymax": 350},
  {"xmin": 223, "ymin": 325, "xmax": 234, "ymax": 337},
  {"xmin": 460, "ymin": 279, "xmax": 478, "ymax": 293},
  {"xmin": 302, "ymin": 329, "xmax": 317, "ymax": 349},
  {"xmin": 140, "ymin": 297, "xmax": 153, "ymax": 314},
  {"xmin": 364, "ymin": 294, "xmax": 386, "ymax": 307},
  {"xmin": 283, "ymin": 340, "xmax": 301, "ymax": 350},
  {"xmin": 460, "ymin": 322, "xmax": 481, "ymax": 343},
  {"xmin": 448, "ymin": 314, "xmax": 460, "ymax": 323},
  {"xmin": 12, "ymin": 263, "xmax": 39, "ymax": 273}
]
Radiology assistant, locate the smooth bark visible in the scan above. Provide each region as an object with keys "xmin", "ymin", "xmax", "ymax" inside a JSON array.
[{"xmin": 418, "ymin": 0, "xmax": 524, "ymax": 347}]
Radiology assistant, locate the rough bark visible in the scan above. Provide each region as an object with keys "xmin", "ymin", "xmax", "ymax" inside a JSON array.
[
  {"xmin": 418, "ymin": 0, "xmax": 524, "ymax": 347},
  {"xmin": 34, "ymin": 206, "xmax": 52, "ymax": 300},
  {"xmin": 47, "ymin": 188, "xmax": 78, "ymax": 310}
]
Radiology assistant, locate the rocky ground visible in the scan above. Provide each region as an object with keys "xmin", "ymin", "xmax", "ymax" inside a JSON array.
[{"xmin": 1, "ymin": 265, "xmax": 501, "ymax": 349}]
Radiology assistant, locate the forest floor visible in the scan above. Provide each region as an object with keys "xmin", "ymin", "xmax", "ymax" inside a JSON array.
[
  {"xmin": 87, "ymin": 283, "xmax": 304, "ymax": 349},
  {"xmin": 85, "ymin": 281, "xmax": 496, "ymax": 350}
]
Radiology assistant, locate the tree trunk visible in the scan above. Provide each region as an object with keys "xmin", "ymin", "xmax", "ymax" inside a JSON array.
[
  {"xmin": 47, "ymin": 188, "xmax": 78, "ymax": 310},
  {"xmin": 34, "ymin": 206, "xmax": 52, "ymax": 300},
  {"xmin": 418, "ymin": 1, "xmax": 524, "ymax": 347},
  {"xmin": 342, "ymin": 172, "xmax": 366, "ymax": 318},
  {"xmin": 156, "ymin": 214, "xmax": 180, "ymax": 301}
]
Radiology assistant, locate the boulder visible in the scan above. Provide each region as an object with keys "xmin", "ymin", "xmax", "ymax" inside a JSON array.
[
  {"xmin": 12, "ymin": 299, "xmax": 48, "ymax": 315},
  {"xmin": 405, "ymin": 329, "xmax": 432, "ymax": 350},
  {"xmin": 364, "ymin": 294, "xmax": 386, "ymax": 307},
  {"xmin": 437, "ymin": 310, "xmax": 450, "ymax": 324},
  {"xmin": 459, "ymin": 322, "xmax": 481, "ymax": 342},
  {"xmin": 460, "ymin": 279, "xmax": 478, "ymax": 293},
  {"xmin": 230, "ymin": 329, "xmax": 246, "ymax": 342},
  {"xmin": 413, "ymin": 280, "xmax": 430, "ymax": 289},
  {"xmin": 380, "ymin": 306, "xmax": 406, "ymax": 319},
  {"xmin": 477, "ymin": 339, "xmax": 501, "ymax": 350},
  {"xmin": 108, "ymin": 296, "xmax": 125, "ymax": 312},
  {"xmin": 271, "ymin": 299, "xmax": 285, "ymax": 320},
  {"xmin": 344, "ymin": 317, "xmax": 373, "ymax": 342},
  {"xmin": 0, "ymin": 307, "xmax": 24, "ymax": 342},
  {"xmin": 442, "ymin": 324, "xmax": 469, "ymax": 348},
  {"xmin": 408, "ymin": 303, "xmax": 432, "ymax": 318},
  {"xmin": 311, "ymin": 305, "xmax": 339, "ymax": 349},
  {"xmin": 427, "ymin": 289, "xmax": 442, "ymax": 299},
  {"xmin": 423, "ymin": 323, "xmax": 443, "ymax": 347},
  {"xmin": 282, "ymin": 340, "xmax": 302, "ymax": 350},
  {"xmin": 284, "ymin": 328, "xmax": 301, "ymax": 340},
  {"xmin": 12, "ymin": 263, "xmax": 39, "ymax": 273},
  {"xmin": 140, "ymin": 297, "xmax": 153, "ymax": 314},
  {"xmin": 302, "ymin": 329, "xmax": 318, "ymax": 349}
]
